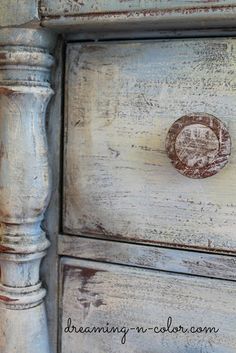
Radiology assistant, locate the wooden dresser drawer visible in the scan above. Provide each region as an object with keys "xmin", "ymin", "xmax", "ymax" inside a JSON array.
[
  {"xmin": 60, "ymin": 258, "xmax": 236, "ymax": 353},
  {"xmin": 64, "ymin": 38, "xmax": 236, "ymax": 252},
  {"xmin": 4, "ymin": 4, "xmax": 236, "ymax": 353}
]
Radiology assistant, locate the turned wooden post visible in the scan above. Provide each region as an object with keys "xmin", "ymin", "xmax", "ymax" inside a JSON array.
[{"xmin": 0, "ymin": 28, "xmax": 55, "ymax": 353}]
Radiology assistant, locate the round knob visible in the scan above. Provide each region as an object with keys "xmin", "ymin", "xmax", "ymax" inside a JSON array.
[{"xmin": 165, "ymin": 113, "xmax": 231, "ymax": 178}]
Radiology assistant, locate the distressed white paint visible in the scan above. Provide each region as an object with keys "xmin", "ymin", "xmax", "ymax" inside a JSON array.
[
  {"xmin": 40, "ymin": 1, "xmax": 236, "ymax": 32},
  {"xmin": 60, "ymin": 258, "xmax": 236, "ymax": 353},
  {"xmin": 41, "ymin": 0, "xmax": 236, "ymax": 16},
  {"xmin": 0, "ymin": 0, "xmax": 39, "ymax": 28},
  {"xmin": 64, "ymin": 39, "xmax": 236, "ymax": 252},
  {"xmin": 2, "ymin": 5, "xmax": 236, "ymax": 353},
  {"xmin": 42, "ymin": 39, "xmax": 64, "ymax": 353},
  {"xmin": 59, "ymin": 234, "xmax": 236, "ymax": 281},
  {"xmin": 0, "ymin": 28, "xmax": 55, "ymax": 353}
]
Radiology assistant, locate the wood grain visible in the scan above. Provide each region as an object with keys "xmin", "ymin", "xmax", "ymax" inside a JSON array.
[
  {"xmin": 40, "ymin": 1, "xmax": 236, "ymax": 32},
  {"xmin": 165, "ymin": 113, "xmax": 231, "ymax": 179},
  {"xmin": 64, "ymin": 38, "xmax": 236, "ymax": 253},
  {"xmin": 60, "ymin": 258, "xmax": 236, "ymax": 353},
  {"xmin": 0, "ymin": 0, "xmax": 39, "ymax": 28},
  {"xmin": 41, "ymin": 0, "xmax": 236, "ymax": 17}
]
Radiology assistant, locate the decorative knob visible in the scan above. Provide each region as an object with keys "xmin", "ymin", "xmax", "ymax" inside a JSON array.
[{"xmin": 165, "ymin": 113, "xmax": 231, "ymax": 178}]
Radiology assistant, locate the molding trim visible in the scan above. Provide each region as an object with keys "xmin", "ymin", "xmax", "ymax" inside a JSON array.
[
  {"xmin": 40, "ymin": 3, "xmax": 236, "ymax": 32},
  {"xmin": 0, "ymin": 28, "xmax": 56, "ymax": 353},
  {"xmin": 59, "ymin": 234, "xmax": 236, "ymax": 282}
]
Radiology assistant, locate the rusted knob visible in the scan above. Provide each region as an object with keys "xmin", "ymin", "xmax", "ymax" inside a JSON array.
[{"xmin": 165, "ymin": 113, "xmax": 231, "ymax": 178}]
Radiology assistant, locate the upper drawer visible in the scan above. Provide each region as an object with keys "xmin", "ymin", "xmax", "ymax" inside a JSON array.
[{"xmin": 64, "ymin": 38, "xmax": 236, "ymax": 252}]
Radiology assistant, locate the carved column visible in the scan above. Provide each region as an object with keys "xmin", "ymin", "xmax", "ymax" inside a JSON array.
[{"xmin": 0, "ymin": 28, "xmax": 55, "ymax": 353}]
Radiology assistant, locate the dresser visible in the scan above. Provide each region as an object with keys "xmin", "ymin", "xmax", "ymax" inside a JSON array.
[{"xmin": 0, "ymin": 2, "xmax": 236, "ymax": 353}]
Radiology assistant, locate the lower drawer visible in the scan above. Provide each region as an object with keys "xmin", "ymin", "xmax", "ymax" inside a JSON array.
[{"xmin": 60, "ymin": 258, "xmax": 236, "ymax": 353}]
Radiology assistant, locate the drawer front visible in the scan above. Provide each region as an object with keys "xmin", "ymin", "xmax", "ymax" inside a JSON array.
[
  {"xmin": 60, "ymin": 258, "xmax": 236, "ymax": 353},
  {"xmin": 64, "ymin": 38, "xmax": 236, "ymax": 252}
]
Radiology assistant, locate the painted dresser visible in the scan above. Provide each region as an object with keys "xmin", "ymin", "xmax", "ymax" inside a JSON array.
[{"xmin": 0, "ymin": 1, "xmax": 236, "ymax": 353}]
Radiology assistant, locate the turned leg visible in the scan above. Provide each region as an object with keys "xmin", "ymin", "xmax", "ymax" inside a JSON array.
[{"xmin": 0, "ymin": 28, "xmax": 55, "ymax": 353}]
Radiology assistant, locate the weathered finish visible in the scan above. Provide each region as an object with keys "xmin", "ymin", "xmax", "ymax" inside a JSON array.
[
  {"xmin": 64, "ymin": 38, "xmax": 236, "ymax": 253},
  {"xmin": 60, "ymin": 258, "xmax": 236, "ymax": 353},
  {"xmin": 0, "ymin": 0, "xmax": 39, "ymax": 28},
  {"xmin": 41, "ymin": 0, "xmax": 236, "ymax": 16},
  {"xmin": 42, "ymin": 37, "xmax": 64, "ymax": 353},
  {"xmin": 2, "ymin": 3, "xmax": 236, "ymax": 353},
  {"xmin": 40, "ymin": 1, "xmax": 236, "ymax": 32},
  {"xmin": 66, "ymin": 29, "xmax": 236, "ymax": 44},
  {"xmin": 165, "ymin": 113, "xmax": 231, "ymax": 179},
  {"xmin": 59, "ymin": 234, "xmax": 236, "ymax": 281},
  {"xmin": 0, "ymin": 28, "xmax": 55, "ymax": 353},
  {"xmin": 66, "ymin": 28, "xmax": 236, "ymax": 42}
]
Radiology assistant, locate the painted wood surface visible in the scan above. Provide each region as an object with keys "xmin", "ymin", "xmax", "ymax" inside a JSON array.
[
  {"xmin": 64, "ymin": 38, "xmax": 236, "ymax": 253},
  {"xmin": 60, "ymin": 258, "xmax": 236, "ymax": 353},
  {"xmin": 0, "ymin": 28, "xmax": 55, "ymax": 353},
  {"xmin": 41, "ymin": 37, "xmax": 63, "ymax": 353},
  {"xmin": 41, "ymin": 0, "xmax": 236, "ymax": 16},
  {"xmin": 165, "ymin": 113, "xmax": 231, "ymax": 179},
  {"xmin": 65, "ymin": 28, "xmax": 236, "ymax": 42},
  {"xmin": 0, "ymin": 0, "xmax": 39, "ymax": 28},
  {"xmin": 59, "ymin": 234, "xmax": 236, "ymax": 281},
  {"xmin": 40, "ymin": 1, "xmax": 236, "ymax": 32}
]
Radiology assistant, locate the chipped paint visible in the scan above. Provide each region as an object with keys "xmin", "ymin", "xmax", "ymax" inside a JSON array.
[
  {"xmin": 0, "ymin": 244, "xmax": 14, "ymax": 253},
  {"xmin": 0, "ymin": 28, "xmax": 55, "ymax": 353},
  {"xmin": 0, "ymin": 295, "xmax": 18, "ymax": 302},
  {"xmin": 60, "ymin": 259, "xmax": 236, "ymax": 352},
  {"xmin": 0, "ymin": 87, "xmax": 15, "ymax": 96},
  {"xmin": 64, "ymin": 39, "xmax": 236, "ymax": 253}
]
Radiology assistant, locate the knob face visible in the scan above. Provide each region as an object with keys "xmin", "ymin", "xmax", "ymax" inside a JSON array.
[{"xmin": 165, "ymin": 113, "xmax": 231, "ymax": 178}]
